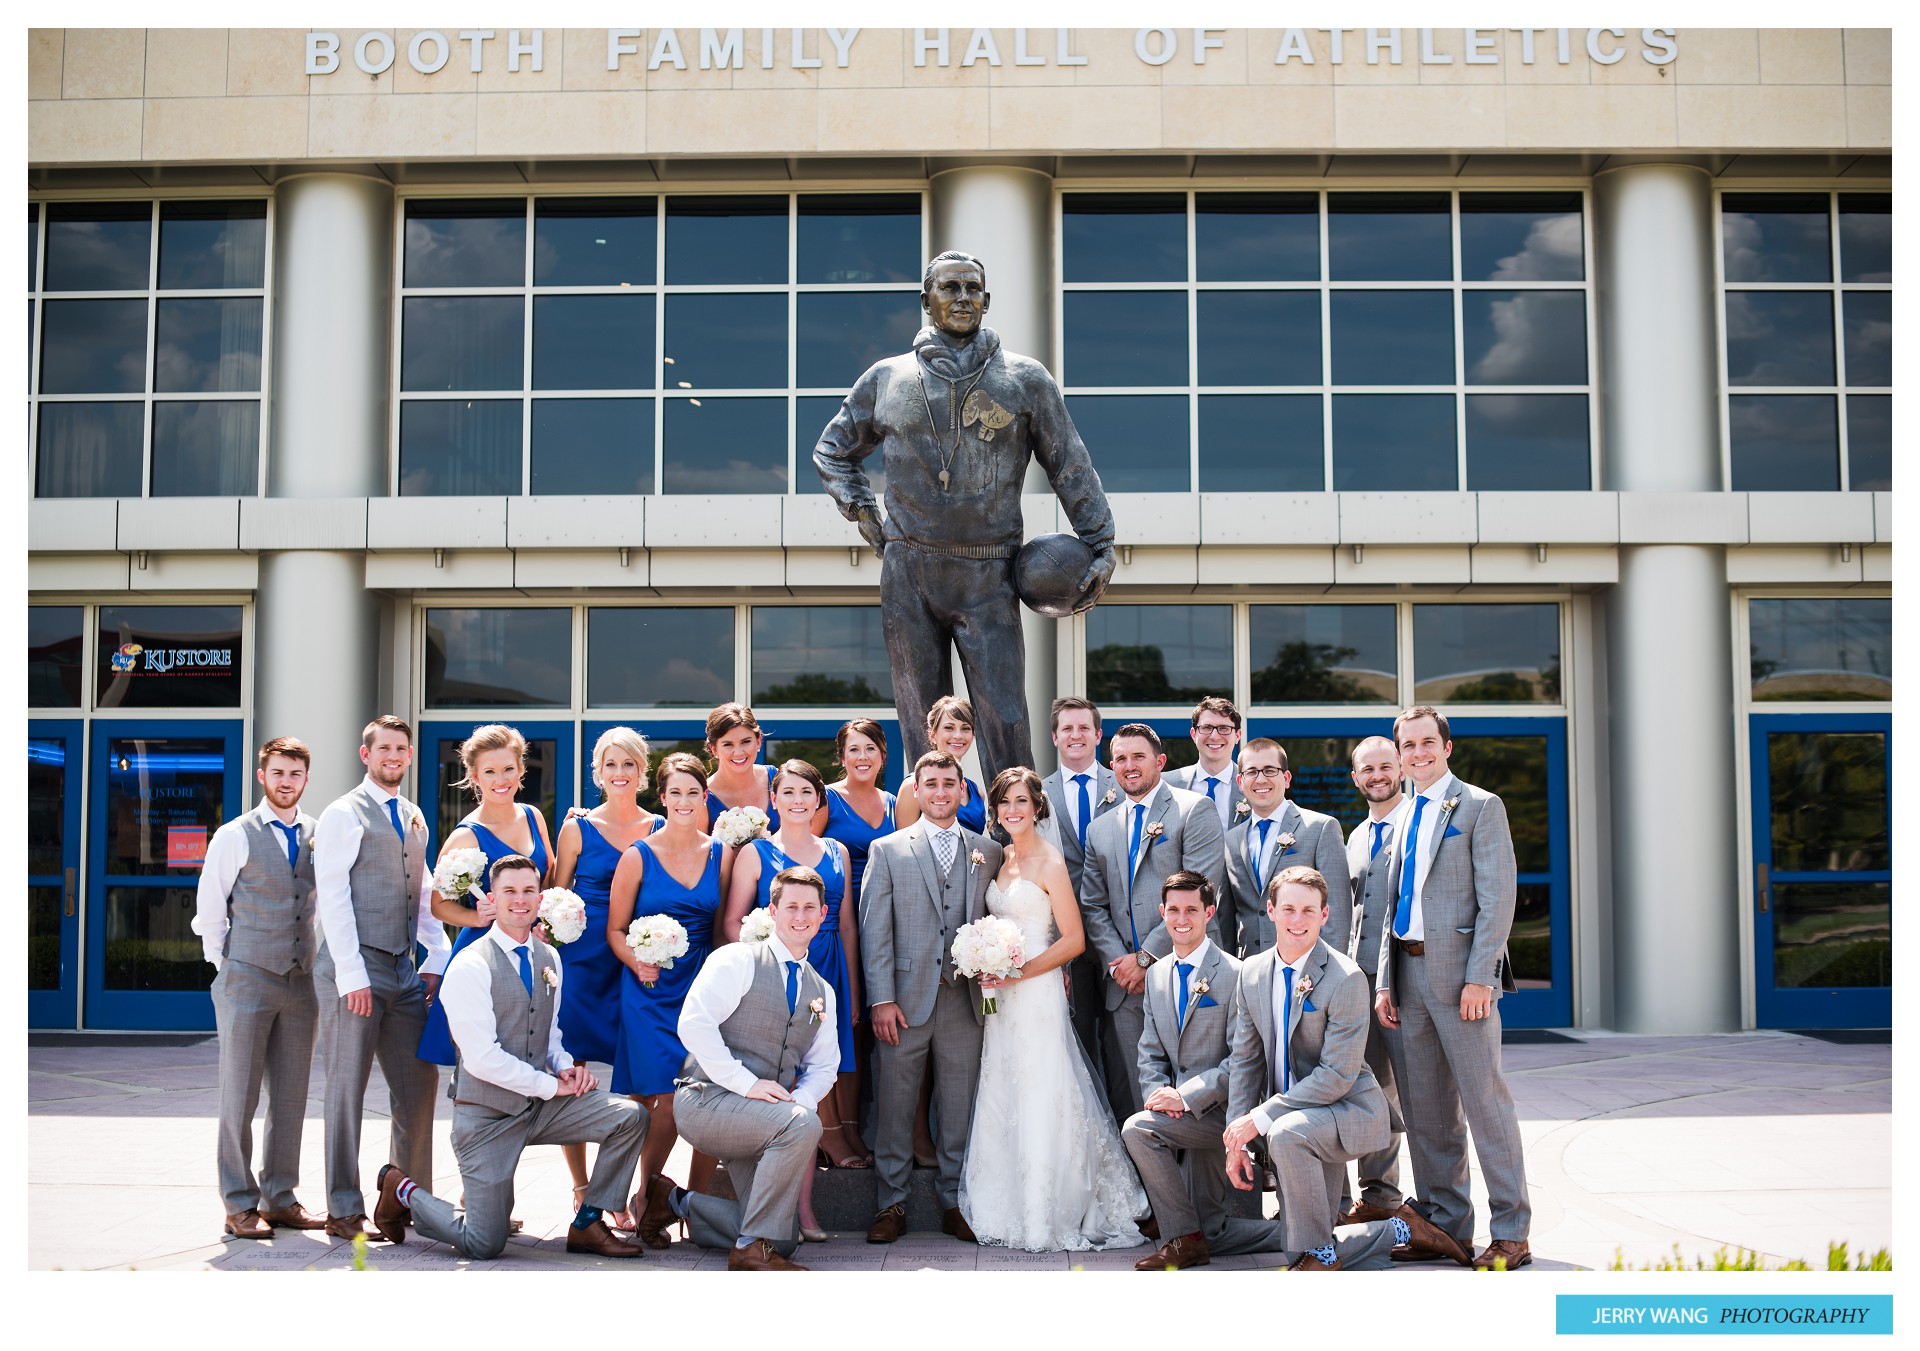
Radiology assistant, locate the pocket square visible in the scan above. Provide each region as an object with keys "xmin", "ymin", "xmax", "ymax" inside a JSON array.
[
  {"xmin": 1443, "ymin": 824, "xmax": 1463, "ymax": 839},
  {"xmin": 1301, "ymin": 997, "xmax": 1316, "ymax": 1013},
  {"xmin": 1195, "ymin": 994, "xmax": 1219, "ymax": 1010}
]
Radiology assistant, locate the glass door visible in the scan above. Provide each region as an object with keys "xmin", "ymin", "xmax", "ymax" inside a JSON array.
[
  {"xmin": 84, "ymin": 720, "xmax": 243, "ymax": 1029},
  {"xmin": 1749, "ymin": 714, "xmax": 1890, "ymax": 1028},
  {"xmin": 29, "ymin": 720, "xmax": 83, "ymax": 1028}
]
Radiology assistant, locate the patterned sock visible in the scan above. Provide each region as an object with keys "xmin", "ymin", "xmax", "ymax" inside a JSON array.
[
  {"xmin": 669, "ymin": 1186, "xmax": 690, "ymax": 1219},
  {"xmin": 572, "ymin": 1205, "xmax": 602, "ymax": 1229},
  {"xmin": 1308, "ymin": 1243, "xmax": 1338, "ymax": 1265},
  {"xmin": 1391, "ymin": 1217, "xmax": 1411, "ymax": 1246},
  {"xmin": 395, "ymin": 1178, "xmax": 417, "ymax": 1207}
]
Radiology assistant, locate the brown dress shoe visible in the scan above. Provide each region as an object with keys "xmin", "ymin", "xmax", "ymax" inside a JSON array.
[
  {"xmin": 630, "ymin": 1174, "xmax": 679, "ymax": 1250},
  {"xmin": 567, "ymin": 1217, "xmax": 644, "ymax": 1258},
  {"xmin": 260, "ymin": 1204, "xmax": 327, "ymax": 1230},
  {"xmin": 942, "ymin": 1207, "xmax": 977, "ymax": 1243},
  {"xmin": 324, "ymin": 1213, "xmax": 375, "ymax": 1240},
  {"xmin": 1336, "ymin": 1199, "xmax": 1400, "ymax": 1226},
  {"xmin": 1288, "ymin": 1249, "xmax": 1343, "ymax": 1271},
  {"xmin": 224, "ymin": 1208, "xmax": 272, "ymax": 1239},
  {"xmin": 866, "ymin": 1203, "xmax": 907, "ymax": 1244},
  {"xmin": 728, "ymin": 1238, "xmax": 808, "ymax": 1271},
  {"xmin": 1471, "ymin": 1238, "xmax": 1533, "ymax": 1270},
  {"xmin": 1389, "ymin": 1204, "xmax": 1472, "ymax": 1267},
  {"xmin": 1138, "ymin": 1213, "xmax": 1161, "ymax": 1241},
  {"xmin": 1134, "ymin": 1235, "xmax": 1211, "ymax": 1271},
  {"xmin": 371, "ymin": 1165, "xmax": 409, "ymax": 1245}
]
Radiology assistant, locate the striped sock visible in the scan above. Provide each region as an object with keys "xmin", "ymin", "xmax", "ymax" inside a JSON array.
[{"xmin": 395, "ymin": 1178, "xmax": 417, "ymax": 1207}]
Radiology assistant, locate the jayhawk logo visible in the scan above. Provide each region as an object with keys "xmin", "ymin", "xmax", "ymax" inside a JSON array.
[
  {"xmin": 961, "ymin": 390, "xmax": 1014, "ymax": 442},
  {"xmin": 110, "ymin": 643, "xmax": 142, "ymax": 673}
]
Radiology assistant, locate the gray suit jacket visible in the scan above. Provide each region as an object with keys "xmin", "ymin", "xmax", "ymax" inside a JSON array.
[
  {"xmin": 858, "ymin": 820, "xmax": 1002, "ymax": 1028},
  {"xmin": 1226, "ymin": 939, "xmax": 1388, "ymax": 1157},
  {"xmin": 1222, "ymin": 801, "xmax": 1351, "ymax": 959},
  {"xmin": 1136, "ymin": 941, "xmax": 1241, "ymax": 1116},
  {"xmin": 1166, "ymin": 761, "xmax": 1243, "ymax": 834},
  {"xmin": 1078, "ymin": 782, "xmax": 1228, "ymax": 1009},
  {"xmin": 1039, "ymin": 761, "xmax": 1118, "ymax": 894},
  {"xmin": 1344, "ymin": 815, "xmax": 1397, "ymax": 977},
  {"xmin": 1376, "ymin": 776, "xmax": 1519, "ymax": 1000}
]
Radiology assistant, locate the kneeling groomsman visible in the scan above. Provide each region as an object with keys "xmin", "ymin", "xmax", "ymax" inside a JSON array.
[
  {"xmin": 1124, "ymin": 872, "xmax": 1289, "ymax": 1269},
  {"xmin": 645, "ymin": 866, "xmax": 838, "ymax": 1271},
  {"xmin": 193, "ymin": 736, "xmax": 328, "ymax": 1238},
  {"xmin": 373, "ymin": 855, "xmax": 648, "ymax": 1259},
  {"xmin": 1223, "ymin": 867, "xmax": 1460, "ymax": 1270}
]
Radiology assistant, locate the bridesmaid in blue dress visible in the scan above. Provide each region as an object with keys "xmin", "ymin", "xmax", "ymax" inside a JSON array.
[
  {"xmin": 417, "ymin": 724, "xmax": 554, "ymax": 1067},
  {"xmin": 607, "ymin": 751, "xmax": 731, "ymax": 1241},
  {"xmin": 549, "ymin": 725, "xmax": 658, "ymax": 1219},
  {"xmin": 702, "ymin": 701, "xmax": 776, "ymax": 831},
  {"xmin": 814, "ymin": 716, "xmax": 897, "ymax": 909},
  {"xmin": 895, "ymin": 695, "xmax": 988, "ymax": 833}
]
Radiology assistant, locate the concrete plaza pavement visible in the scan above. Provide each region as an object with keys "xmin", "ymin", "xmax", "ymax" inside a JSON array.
[{"xmin": 27, "ymin": 1029, "xmax": 1889, "ymax": 1273}]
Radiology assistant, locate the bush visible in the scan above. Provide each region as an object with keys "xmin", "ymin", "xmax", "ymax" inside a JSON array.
[{"xmin": 1607, "ymin": 1243, "xmax": 1892, "ymax": 1272}]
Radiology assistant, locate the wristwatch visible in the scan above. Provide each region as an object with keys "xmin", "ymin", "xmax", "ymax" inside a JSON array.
[{"xmin": 1135, "ymin": 951, "xmax": 1154, "ymax": 969}]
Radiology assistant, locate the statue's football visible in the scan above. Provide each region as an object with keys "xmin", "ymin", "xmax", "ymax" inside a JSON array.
[{"xmin": 1014, "ymin": 532, "xmax": 1099, "ymax": 618}]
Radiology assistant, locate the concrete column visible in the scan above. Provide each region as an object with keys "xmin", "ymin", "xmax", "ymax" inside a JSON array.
[
  {"xmin": 1594, "ymin": 163, "xmax": 1739, "ymax": 1032},
  {"xmin": 258, "ymin": 174, "xmax": 394, "ymax": 805},
  {"xmin": 929, "ymin": 163, "xmax": 1059, "ymax": 772}
]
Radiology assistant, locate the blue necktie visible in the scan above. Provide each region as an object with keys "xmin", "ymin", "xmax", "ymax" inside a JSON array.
[
  {"xmin": 785, "ymin": 960, "xmax": 800, "ymax": 1014},
  {"xmin": 1280, "ymin": 965, "xmax": 1293, "ymax": 1092},
  {"xmin": 1251, "ymin": 818, "xmax": 1272, "ymax": 894},
  {"xmin": 1125, "ymin": 803, "xmax": 1146, "ymax": 949},
  {"xmin": 385, "ymin": 796, "xmax": 406, "ymax": 843},
  {"xmin": 1394, "ymin": 795, "xmax": 1430, "ymax": 938},
  {"xmin": 1073, "ymin": 774, "xmax": 1091, "ymax": 852},
  {"xmin": 1203, "ymin": 775, "xmax": 1218, "ymax": 801},
  {"xmin": 1176, "ymin": 961, "xmax": 1193, "ymax": 1031},
  {"xmin": 1370, "ymin": 820, "xmax": 1388, "ymax": 861},
  {"xmin": 270, "ymin": 820, "xmax": 300, "ymax": 870},
  {"xmin": 514, "ymin": 944, "xmax": 533, "ymax": 995}
]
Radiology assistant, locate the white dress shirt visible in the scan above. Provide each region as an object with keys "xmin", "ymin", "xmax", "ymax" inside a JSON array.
[
  {"xmin": 191, "ymin": 800, "xmax": 316, "ymax": 968},
  {"xmin": 1252, "ymin": 951, "xmax": 1307, "ymax": 1133},
  {"xmin": 1192, "ymin": 764, "xmax": 1235, "ymax": 830},
  {"xmin": 1167, "ymin": 937, "xmax": 1214, "ymax": 1106},
  {"xmin": 1388, "ymin": 773, "xmax": 1458, "ymax": 943},
  {"xmin": 312, "ymin": 775, "xmax": 453, "ymax": 995},
  {"xmin": 440, "ymin": 924, "xmax": 572, "ymax": 1101},
  {"xmin": 678, "ymin": 937, "xmax": 840, "ymax": 1111},
  {"xmin": 1243, "ymin": 805, "xmax": 1287, "ymax": 882},
  {"xmin": 1057, "ymin": 764, "xmax": 1098, "ymax": 841}
]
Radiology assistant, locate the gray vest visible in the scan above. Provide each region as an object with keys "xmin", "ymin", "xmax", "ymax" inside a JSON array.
[
  {"xmin": 334, "ymin": 784, "xmax": 426, "ymax": 957},
  {"xmin": 222, "ymin": 812, "xmax": 317, "ymax": 974},
  {"xmin": 681, "ymin": 943, "xmax": 826, "ymax": 1092},
  {"xmin": 1353, "ymin": 829, "xmax": 1396, "ymax": 977},
  {"xmin": 451, "ymin": 936, "xmax": 558, "ymax": 1115}
]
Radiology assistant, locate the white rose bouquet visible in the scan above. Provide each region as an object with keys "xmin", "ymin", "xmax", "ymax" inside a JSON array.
[
  {"xmin": 739, "ymin": 907, "xmax": 777, "ymax": 944},
  {"xmin": 950, "ymin": 915, "xmax": 1027, "ymax": 1016},
  {"xmin": 711, "ymin": 805, "xmax": 770, "ymax": 848},
  {"xmin": 626, "ymin": 913, "xmax": 690, "ymax": 988},
  {"xmin": 432, "ymin": 847, "xmax": 490, "ymax": 903},
  {"xmin": 537, "ymin": 888, "xmax": 587, "ymax": 944}
]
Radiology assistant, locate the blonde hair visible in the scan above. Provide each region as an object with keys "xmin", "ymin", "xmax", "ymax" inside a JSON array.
[
  {"xmin": 591, "ymin": 726, "xmax": 651, "ymax": 795},
  {"xmin": 454, "ymin": 723, "xmax": 527, "ymax": 799}
]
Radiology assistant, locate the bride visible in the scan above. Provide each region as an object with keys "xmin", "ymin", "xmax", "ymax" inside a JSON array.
[{"xmin": 959, "ymin": 767, "xmax": 1148, "ymax": 1252}]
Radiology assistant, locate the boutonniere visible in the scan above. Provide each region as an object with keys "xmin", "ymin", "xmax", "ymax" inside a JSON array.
[
  {"xmin": 407, "ymin": 808, "xmax": 425, "ymax": 832},
  {"xmin": 1144, "ymin": 821, "xmax": 1165, "ymax": 842},
  {"xmin": 1233, "ymin": 800, "xmax": 1251, "ymax": 818},
  {"xmin": 1101, "ymin": 788, "xmax": 1116, "ymax": 805},
  {"xmin": 807, "ymin": 996, "xmax": 825, "ymax": 1027},
  {"xmin": 970, "ymin": 849, "xmax": 985, "ymax": 868},
  {"xmin": 1441, "ymin": 796, "xmax": 1461, "ymax": 815},
  {"xmin": 1188, "ymin": 976, "xmax": 1212, "ymax": 1008},
  {"xmin": 540, "ymin": 967, "xmax": 558, "ymax": 990},
  {"xmin": 1276, "ymin": 832, "xmax": 1297, "ymax": 853},
  {"xmin": 1294, "ymin": 972, "xmax": 1313, "ymax": 1002}
]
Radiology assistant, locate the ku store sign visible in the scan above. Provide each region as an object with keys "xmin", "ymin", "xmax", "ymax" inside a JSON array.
[{"xmin": 109, "ymin": 644, "xmax": 235, "ymax": 677}]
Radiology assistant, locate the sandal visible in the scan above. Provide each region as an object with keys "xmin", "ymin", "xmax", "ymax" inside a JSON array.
[
  {"xmin": 571, "ymin": 1184, "xmax": 589, "ymax": 1210},
  {"xmin": 817, "ymin": 1122, "xmax": 874, "ymax": 1169}
]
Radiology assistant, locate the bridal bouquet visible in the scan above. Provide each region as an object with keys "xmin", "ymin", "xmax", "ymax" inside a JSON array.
[
  {"xmin": 739, "ymin": 907, "xmax": 777, "ymax": 944},
  {"xmin": 432, "ymin": 847, "xmax": 489, "ymax": 902},
  {"xmin": 537, "ymin": 888, "xmax": 587, "ymax": 944},
  {"xmin": 950, "ymin": 916, "xmax": 1027, "ymax": 1016},
  {"xmin": 626, "ymin": 913, "xmax": 690, "ymax": 988},
  {"xmin": 711, "ymin": 805, "xmax": 770, "ymax": 848}
]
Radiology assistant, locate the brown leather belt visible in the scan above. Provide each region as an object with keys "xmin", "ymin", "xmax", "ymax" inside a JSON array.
[{"xmin": 1393, "ymin": 937, "xmax": 1426, "ymax": 957}]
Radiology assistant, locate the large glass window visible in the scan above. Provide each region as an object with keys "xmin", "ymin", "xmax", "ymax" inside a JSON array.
[
  {"xmin": 29, "ymin": 606, "xmax": 85, "ymax": 708},
  {"xmin": 1249, "ymin": 605, "xmax": 1397, "ymax": 703},
  {"xmin": 1721, "ymin": 192, "xmax": 1891, "ymax": 491},
  {"xmin": 1412, "ymin": 603, "xmax": 1561, "ymax": 705},
  {"xmin": 588, "ymin": 608, "xmax": 735, "ymax": 708},
  {"xmin": 95, "ymin": 605, "xmax": 244, "ymax": 709},
  {"xmin": 30, "ymin": 200, "xmax": 268, "ymax": 497},
  {"xmin": 397, "ymin": 192, "xmax": 923, "ymax": 496},
  {"xmin": 749, "ymin": 606, "xmax": 893, "ymax": 705},
  {"xmin": 423, "ymin": 608, "xmax": 571, "ymax": 708},
  {"xmin": 1061, "ymin": 190, "xmax": 1591, "ymax": 492},
  {"xmin": 1749, "ymin": 598, "xmax": 1892, "ymax": 702},
  {"xmin": 1085, "ymin": 605, "xmax": 1234, "ymax": 704}
]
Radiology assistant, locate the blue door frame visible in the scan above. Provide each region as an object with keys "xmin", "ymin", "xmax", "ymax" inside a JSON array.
[
  {"xmin": 1748, "ymin": 713, "xmax": 1891, "ymax": 1028},
  {"xmin": 416, "ymin": 720, "xmax": 579, "ymax": 859},
  {"xmin": 29, "ymin": 720, "xmax": 83, "ymax": 1028},
  {"xmin": 84, "ymin": 718, "xmax": 244, "ymax": 1030}
]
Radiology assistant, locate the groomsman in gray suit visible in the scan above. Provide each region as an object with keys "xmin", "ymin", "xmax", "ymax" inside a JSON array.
[
  {"xmin": 1375, "ymin": 705, "xmax": 1531, "ymax": 1270},
  {"xmin": 372, "ymin": 855, "xmax": 648, "ymax": 1260},
  {"xmin": 192, "ymin": 735, "xmax": 327, "ymax": 1238},
  {"xmin": 1038, "ymin": 696, "xmax": 1117, "ymax": 1068},
  {"xmin": 310, "ymin": 714, "xmax": 452, "ymax": 1239},
  {"xmin": 1332, "ymin": 735, "xmax": 1408, "ymax": 1226},
  {"xmin": 1224, "ymin": 867, "xmax": 1459, "ymax": 1271},
  {"xmin": 1078, "ymin": 723, "xmax": 1226, "ymax": 1121},
  {"xmin": 1223, "ymin": 738, "xmax": 1350, "ymax": 958},
  {"xmin": 1123, "ymin": 871, "xmax": 1289, "ymax": 1269},
  {"xmin": 1165, "ymin": 696, "xmax": 1244, "ymax": 832},
  {"xmin": 649, "ymin": 866, "xmax": 841, "ymax": 1270},
  {"xmin": 860, "ymin": 751, "xmax": 1002, "ymax": 1244}
]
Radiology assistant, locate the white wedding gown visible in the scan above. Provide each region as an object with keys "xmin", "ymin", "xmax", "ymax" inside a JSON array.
[{"xmin": 959, "ymin": 877, "xmax": 1148, "ymax": 1252}]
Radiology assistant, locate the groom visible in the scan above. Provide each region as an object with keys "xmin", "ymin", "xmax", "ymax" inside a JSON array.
[{"xmin": 859, "ymin": 750, "xmax": 1002, "ymax": 1244}]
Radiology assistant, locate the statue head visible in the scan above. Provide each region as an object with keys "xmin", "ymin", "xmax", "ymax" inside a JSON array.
[{"xmin": 921, "ymin": 250, "xmax": 990, "ymax": 339}]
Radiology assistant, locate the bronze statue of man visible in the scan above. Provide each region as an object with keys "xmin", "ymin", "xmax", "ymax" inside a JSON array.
[{"xmin": 814, "ymin": 250, "xmax": 1117, "ymax": 784}]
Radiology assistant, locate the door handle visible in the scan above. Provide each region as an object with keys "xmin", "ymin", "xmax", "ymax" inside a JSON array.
[
  {"xmin": 1755, "ymin": 862, "xmax": 1770, "ymax": 914},
  {"xmin": 63, "ymin": 866, "xmax": 76, "ymax": 917}
]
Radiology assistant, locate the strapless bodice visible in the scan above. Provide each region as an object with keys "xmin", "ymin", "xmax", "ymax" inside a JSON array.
[{"xmin": 985, "ymin": 877, "xmax": 1055, "ymax": 954}]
